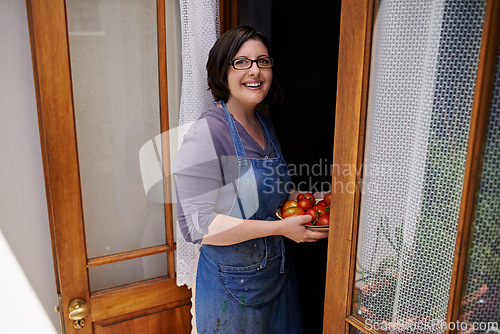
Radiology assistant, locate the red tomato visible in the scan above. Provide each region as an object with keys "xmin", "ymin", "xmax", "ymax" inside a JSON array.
[
  {"xmin": 313, "ymin": 204, "xmax": 330, "ymax": 217},
  {"xmin": 282, "ymin": 207, "xmax": 305, "ymax": 218},
  {"xmin": 303, "ymin": 192, "xmax": 315, "ymax": 202},
  {"xmin": 296, "ymin": 193, "xmax": 305, "ymax": 201},
  {"xmin": 281, "ymin": 200, "xmax": 298, "ymax": 214},
  {"xmin": 323, "ymin": 192, "xmax": 332, "ymax": 206},
  {"xmin": 317, "ymin": 200, "xmax": 326, "ymax": 206},
  {"xmin": 317, "ymin": 214, "xmax": 330, "ymax": 226},
  {"xmin": 298, "ymin": 198, "xmax": 315, "ymax": 211},
  {"xmin": 305, "ymin": 208, "xmax": 318, "ymax": 223}
]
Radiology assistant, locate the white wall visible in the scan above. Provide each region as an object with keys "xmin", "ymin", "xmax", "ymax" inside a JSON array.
[{"xmin": 0, "ymin": 0, "xmax": 60, "ymax": 332}]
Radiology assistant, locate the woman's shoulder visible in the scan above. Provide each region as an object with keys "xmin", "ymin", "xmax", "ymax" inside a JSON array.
[
  {"xmin": 173, "ymin": 108, "xmax": 223, "ymax": 177},
  {"xmin": 180, "ymin": 106, "xmax": 226, "ymax": 139},
  {"xmin": 199, "ymin": 106, "xmax": 235, "ymax": 150},
  {"xmin": 199, "ymin": 105, "xmax": 230, "ymax": 133},
  {"xmin": 177, "ymin": 105, "xmax": 235, "ymax": 159}
]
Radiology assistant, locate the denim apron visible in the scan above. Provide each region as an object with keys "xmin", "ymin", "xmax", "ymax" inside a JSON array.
[{"xmin": 194, "ymin": 101, "xmax": 303, "ymax": 333}]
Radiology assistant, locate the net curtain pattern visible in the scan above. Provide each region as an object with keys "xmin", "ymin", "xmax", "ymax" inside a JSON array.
[
  {"xmin": 355, "ymin": 0, "xmax": 493, "ymax": 332},
  {"xmin": 175, "ymin": 0, "xmax": 219, "ymax": 289}
]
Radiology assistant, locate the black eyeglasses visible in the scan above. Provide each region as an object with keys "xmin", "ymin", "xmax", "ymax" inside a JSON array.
[{"xmin": 229, "ymin": 57, "xmax": 274, "ymax": 70}]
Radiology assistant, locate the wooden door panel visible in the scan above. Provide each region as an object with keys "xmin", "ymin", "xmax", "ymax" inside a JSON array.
[
  {"xmin": 323, "ymin": 0, "xmax": 500, "ymax": 333},
  {"xmin": 90, "ymin": 279, "xmax": 190, "ymax": 322},
  {"xmin": 25, "ymin": 2, "xmax": 91, "ymax": 332},
  {"xmin": 93, "ymin": 304, "xmax": 191, "ymax": 334}
]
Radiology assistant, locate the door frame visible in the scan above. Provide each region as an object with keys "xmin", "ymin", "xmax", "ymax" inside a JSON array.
[
  {"xmin": 322, "ymin": 1, "xmax": 375, "ymax": 332},
  {"xmin": 220, "ymin": 0, "xmax": 238, "ymax": 32},
  {"xmin": 25, "ymin": 1, "xmax": 191, "ymax": 332},
  {"xmin": 322, "ymin": 0, "xmax": 500, "ymax": 333}
]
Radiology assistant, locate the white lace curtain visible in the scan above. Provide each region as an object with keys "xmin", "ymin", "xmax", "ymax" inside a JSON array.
[
  {"xmin": 354, "ymin": 0, "xmax": 487, "ymax": 331},
  {"xmin": 175, "ymin": 0, "xmax": 220, "ymax": 288}
]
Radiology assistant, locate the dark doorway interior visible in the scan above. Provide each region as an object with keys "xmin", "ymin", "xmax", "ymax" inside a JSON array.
[{"xmin": 239, "ymin": 2, "xmax": 342, "ymax": 333}]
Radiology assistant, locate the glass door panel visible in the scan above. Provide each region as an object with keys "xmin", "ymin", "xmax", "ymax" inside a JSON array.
[
  {"xmin": 89, "ymin": 253, "xmax": 168, "ymax": 292},
  {"xmin": 459, "ymin": 46, "xmax": 500, "ymax": 331},
  {"xmin": 66, "ymin": 0, "xmax": 167, "ymax": 259}
]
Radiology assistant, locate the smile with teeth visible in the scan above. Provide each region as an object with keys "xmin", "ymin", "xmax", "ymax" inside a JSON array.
[{"xmin": 243, "ymin": 82, "xmax": 262, "ymax": 87}]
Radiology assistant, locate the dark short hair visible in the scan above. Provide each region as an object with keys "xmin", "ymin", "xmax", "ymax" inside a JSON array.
[{"xmin": 206, "ymin": 26, "xmax": 282, "ymax": 104}]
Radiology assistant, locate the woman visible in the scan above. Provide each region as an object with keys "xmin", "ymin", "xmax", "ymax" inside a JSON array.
[{"xmin": 174, "ymin": 26, "xmax": 328, "ymax": 333}]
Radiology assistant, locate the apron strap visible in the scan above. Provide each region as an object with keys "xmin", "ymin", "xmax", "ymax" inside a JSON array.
[
  {"xmin": 221, "ymin": 100, "xmax": 248, "ymax": 218},
  {"xmin": 232, "ymin": 178, "xmax": 247, "ymax": 220},
  {"xmin": 221, "ymin": 100, "xmax": 247, "ymax": 158},
  {"xmin": 255, "ymin": 112, "xmax": 282, "ymax": 158}
]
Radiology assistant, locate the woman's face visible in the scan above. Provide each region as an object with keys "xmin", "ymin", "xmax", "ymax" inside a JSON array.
[{"xmin": 226, "ymin": 39, "xmax": 272, "ymax": 110}]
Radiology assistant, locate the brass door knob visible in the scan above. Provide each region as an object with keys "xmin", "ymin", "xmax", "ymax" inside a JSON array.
[{"xmin": 68, "ymin": 299, "xmax": 89, "ymax": 321}]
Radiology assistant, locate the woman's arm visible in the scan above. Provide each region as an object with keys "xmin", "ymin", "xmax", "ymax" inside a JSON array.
[{"xmin": 201, "ymin": 213, "xmax": 328, "ymax": 245}]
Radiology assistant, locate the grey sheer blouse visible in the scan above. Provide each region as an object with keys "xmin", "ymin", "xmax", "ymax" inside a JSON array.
[{"xmin": 173, "ymin": 106, "xmax": 281, "ymax": 244}]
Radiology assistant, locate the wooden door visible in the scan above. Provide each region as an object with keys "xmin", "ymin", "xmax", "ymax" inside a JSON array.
[
  {"xmin": 26, "ymin": 1, "xmax": 192, "ymax": 333},
  {"xmin": 323, "ymin": 0, "xmax": 500, "ymax": 333}
]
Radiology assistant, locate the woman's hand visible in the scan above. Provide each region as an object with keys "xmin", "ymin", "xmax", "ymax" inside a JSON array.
[{"xmin": 278, "ymin": 214, "xmax": 329, "ymax": 243}]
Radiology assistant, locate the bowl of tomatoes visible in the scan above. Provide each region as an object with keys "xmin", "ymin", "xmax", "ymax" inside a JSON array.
[{"xmin": 276, "ymin": 192, "xmax": 331, "ymax": 231}]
